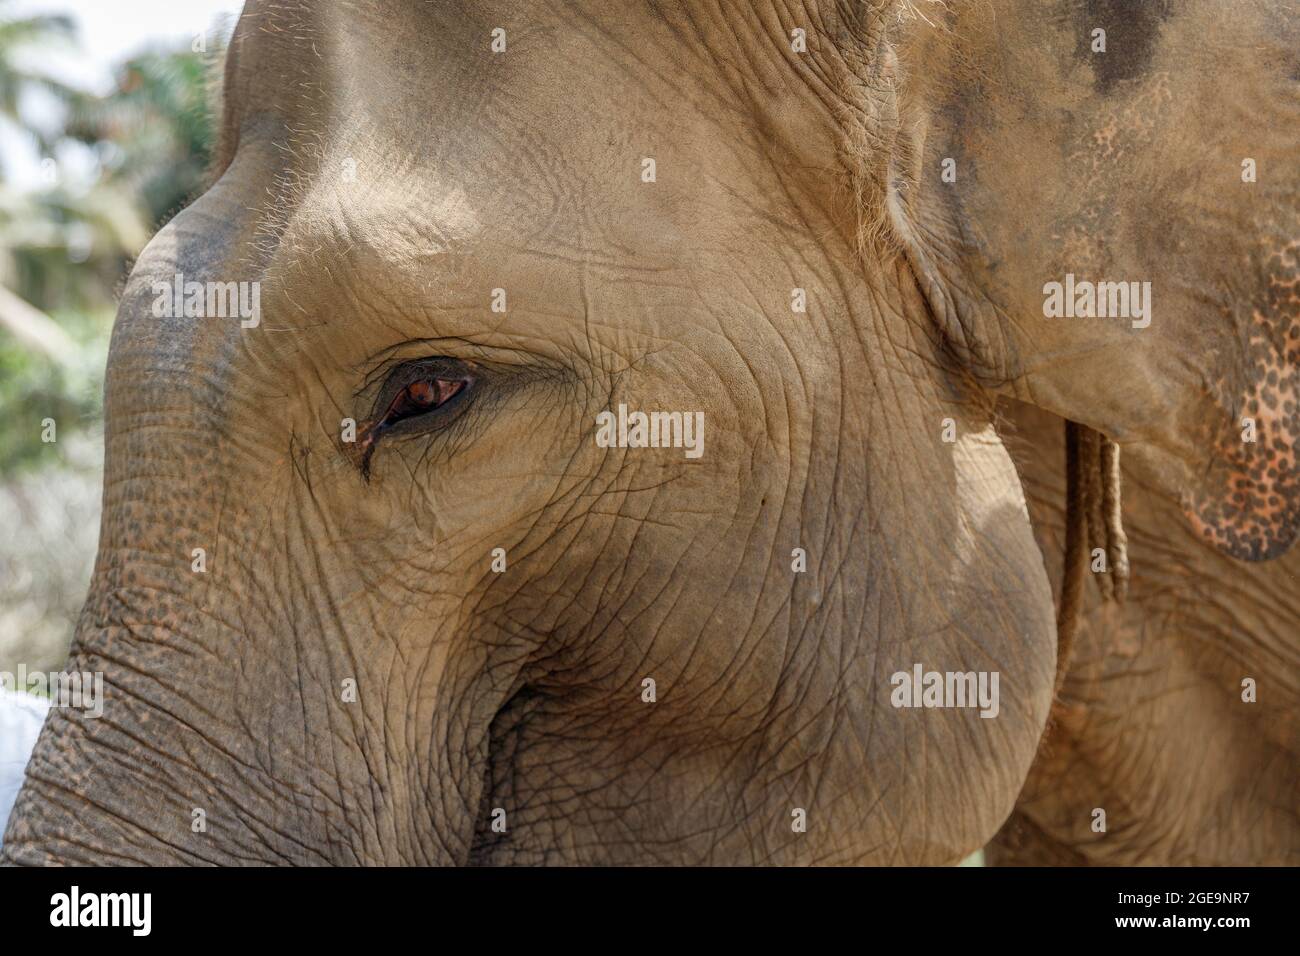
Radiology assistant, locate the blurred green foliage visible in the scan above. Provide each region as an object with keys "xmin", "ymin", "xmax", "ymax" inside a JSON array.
[
  {"xmin": 0, "ymin": 307, "xmax": 107, "ymax": 472},
  {"xmin": 0, "ymin": 3, "xmax": 78, "ymax": 153},
  {"xmin": 66, "ymin": 47, "xmax": 218, "ymax": 230},
  {"xmin": 0, "ymin": 0, "xmax": 225, "ymax": 476}
]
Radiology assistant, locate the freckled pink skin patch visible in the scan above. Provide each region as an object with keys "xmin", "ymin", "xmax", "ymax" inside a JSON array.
[{"xmin": 1185, "ymin": 240, "xmax": 1300, "ymax": 560}]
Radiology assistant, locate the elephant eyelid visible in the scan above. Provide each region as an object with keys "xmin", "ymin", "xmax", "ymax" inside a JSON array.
[{"xmin": 354, "ymin": 357, "xmax": 478, "ymax": 477}]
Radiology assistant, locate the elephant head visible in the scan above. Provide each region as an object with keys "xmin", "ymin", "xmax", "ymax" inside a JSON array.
[{"xmin": 4, "ymin": 0, "xmax": 1293, "ymax": 865}]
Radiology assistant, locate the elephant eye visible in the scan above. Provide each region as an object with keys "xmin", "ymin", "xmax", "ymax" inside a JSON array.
[
  {"xmin": 383, "ymin": 377, "xmax": 467, "ymax": 423},
  {"xmin": 355, "ymin": 358, "xmax": 477, "ymax": 475}
]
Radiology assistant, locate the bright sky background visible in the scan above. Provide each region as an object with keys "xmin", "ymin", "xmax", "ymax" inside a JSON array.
[{"xmin": 2, "ymin": 0, "xmax": 245, "ymax": 188}]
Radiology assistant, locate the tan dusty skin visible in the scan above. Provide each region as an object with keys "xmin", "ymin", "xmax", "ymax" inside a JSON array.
[
  {"xmin": 994, "ymin": 400, "xmax": 1297, "ymax": 865},
  {"xmin": 3, "ymin": 0, "xmax": 1295, "ymax": 865}
]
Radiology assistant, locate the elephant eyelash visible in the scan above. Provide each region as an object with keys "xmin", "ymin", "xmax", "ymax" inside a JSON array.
[{"xmin": 354, "ymin": 357, "xmax": 478, "ymax": 478}]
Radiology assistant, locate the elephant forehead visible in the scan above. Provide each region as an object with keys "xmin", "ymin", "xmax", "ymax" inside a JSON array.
[
  {"xmin": 269, "ymin": 129, "xmax": 820, "ymax": 273},
  {"xmin": 256, "ymin": 175, "xmax": 841, "ymax": 379}
]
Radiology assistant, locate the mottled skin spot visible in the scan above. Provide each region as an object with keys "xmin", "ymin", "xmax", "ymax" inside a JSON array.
[
  {"xmin": 1054, "ymin": 73, "xmax": 1174, "ymax": 270},
  {"xmin": 1187, "ymin": 240, "xmax": 1300, "ymax": 559}
]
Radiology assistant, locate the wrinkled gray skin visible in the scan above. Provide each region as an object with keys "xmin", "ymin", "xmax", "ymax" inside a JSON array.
[{"xmin": 4, "ymin": 0, "xmax": 1296, "ymax": 865}]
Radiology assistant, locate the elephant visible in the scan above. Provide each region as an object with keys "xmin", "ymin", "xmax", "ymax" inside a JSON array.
[{"xmin": 3, "ymin": 0, "xmax": 1296, "ymax": 865}]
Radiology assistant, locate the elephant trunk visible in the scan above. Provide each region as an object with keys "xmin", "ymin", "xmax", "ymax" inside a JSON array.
[{"xmin": 2, "ymin": 179, "xmax": 500, "ymax": 865}]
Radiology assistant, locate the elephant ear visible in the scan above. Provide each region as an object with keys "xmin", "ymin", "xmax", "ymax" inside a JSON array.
[
  {"xmin": 1181, "ymin": 253, "xmax": 1300, "ymax": 561},
  {"xmin": 882, "ymin": 2, "xmax": 1300, "ymax": 565}
]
